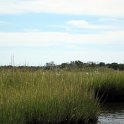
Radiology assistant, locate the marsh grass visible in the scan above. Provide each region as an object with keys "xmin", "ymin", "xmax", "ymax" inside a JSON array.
[
  {"xmin": 0, "ymin": 69, "xmax": 100, "ymax": 124},
  {"xmin": 1, "ymin": 68, "xmax": 124, "ymax": 124},
  {"xmin": 90, "ymin": 69, "xmax": 124, "ymax": 102}
]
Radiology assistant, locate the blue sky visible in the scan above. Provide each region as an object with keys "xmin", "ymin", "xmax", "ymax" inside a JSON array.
[{"xmin": 0, "ymin": 0, "xmax": 124, "ymax": 65}]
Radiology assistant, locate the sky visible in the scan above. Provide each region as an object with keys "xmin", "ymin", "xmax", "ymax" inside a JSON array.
[{"xmin": 0, "ymin": 0, "xmax": 124, "ymax": 66}]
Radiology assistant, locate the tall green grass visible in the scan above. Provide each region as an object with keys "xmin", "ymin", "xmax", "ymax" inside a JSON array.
[
  {"xmin": 1, "ymin": 68, "xmax": 124, "ymax": 124},
  {"xmin": 94, "ymin": 71, "xmax": 124, "ymax": 89},
  {"xmin": 0, "ymin": 69, "xmax": 100, "ymax": 124}
]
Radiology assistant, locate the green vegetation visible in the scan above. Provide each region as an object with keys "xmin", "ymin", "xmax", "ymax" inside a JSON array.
[
  {"xmin": 0, "ymin": 69, "xmax": 99, "ymax": 124},
  {"xmin": 0, "ymin": 67, "xmax": 124, "ymax": 124},
  {"xmin": 92, "ymin": 70, "xmax": 124, "ymax": 102}
]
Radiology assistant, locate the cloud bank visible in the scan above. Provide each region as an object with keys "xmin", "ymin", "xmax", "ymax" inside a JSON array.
[
  {"xmin": 0, "ymin": 0, "xmax": 124, "ymax": 17},
  {"xmin": 0, "ymin": 31, "xmax": 124, "ymax": 47},
  {"xmin": 67, "ymin": 20, "xmax": 115, "ymax": 29}
]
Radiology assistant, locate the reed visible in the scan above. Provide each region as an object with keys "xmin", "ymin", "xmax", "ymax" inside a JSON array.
[
  {"xmin": 1, "ymin": 67, "xmax": 124, "ymax": 123},
  {"xmin": 0, "ymin": 69, "xmax": 100, "ymax": 124},
  {"xmin": 91, "ymin": 69, "xmax": 124, "ymax": 102}
]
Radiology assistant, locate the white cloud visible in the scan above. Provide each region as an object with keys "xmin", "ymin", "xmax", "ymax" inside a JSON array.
[
  {"xmin": 0, "ymin": 0, "xmax": 124, "ymax": 17},
  {"xmin": 68, "ymin": 20, "xmax": 89, "ymax": 27},
  {"xmin": 98, "ymin": 18, "xmax": 119, "ymax": 23},
  {"xmin": 0, "ymin": 31, "xmax": 124, "ymax": 47},
  {"xmin": 49, "ymin": 25, "xmax": 70, "ymax": 32},
  {"xmin": 67, "ymin": 20, "xmax": 114, "ymax": 29}
]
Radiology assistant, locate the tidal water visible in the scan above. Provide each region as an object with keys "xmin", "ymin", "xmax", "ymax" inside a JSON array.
[{"xmin": 98, "ymin": 103, "xmax": 124, "ymax": 124}]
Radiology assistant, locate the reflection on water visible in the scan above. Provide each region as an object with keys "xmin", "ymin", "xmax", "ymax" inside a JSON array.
[{"xmin": 98, "ymin": 103, "xmax": 124, "ymax": 124}]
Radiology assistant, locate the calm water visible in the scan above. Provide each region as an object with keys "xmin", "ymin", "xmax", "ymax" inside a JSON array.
[{"xmin": 98, "ymin": 103, "xmax": 124, "ymax": 124}]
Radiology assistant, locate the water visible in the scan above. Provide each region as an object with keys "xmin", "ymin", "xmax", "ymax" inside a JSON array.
[{"xmin": 98, "ymin": 103, "xmax": 124, "ymax": 124}]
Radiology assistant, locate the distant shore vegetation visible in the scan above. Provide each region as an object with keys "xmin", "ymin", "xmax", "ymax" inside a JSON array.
[{"xmin": 1, "ymin": 60, "xmax": 124, "ymax": 71}]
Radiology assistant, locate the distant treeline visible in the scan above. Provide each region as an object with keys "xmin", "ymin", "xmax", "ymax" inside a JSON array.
[
  {"xmin": 0, "ymin": 61, "xmax": 124, "ymax": 71},
  {"xmin": 58, "ymin": 61, "xmax": 124, "ymax": 70}
]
